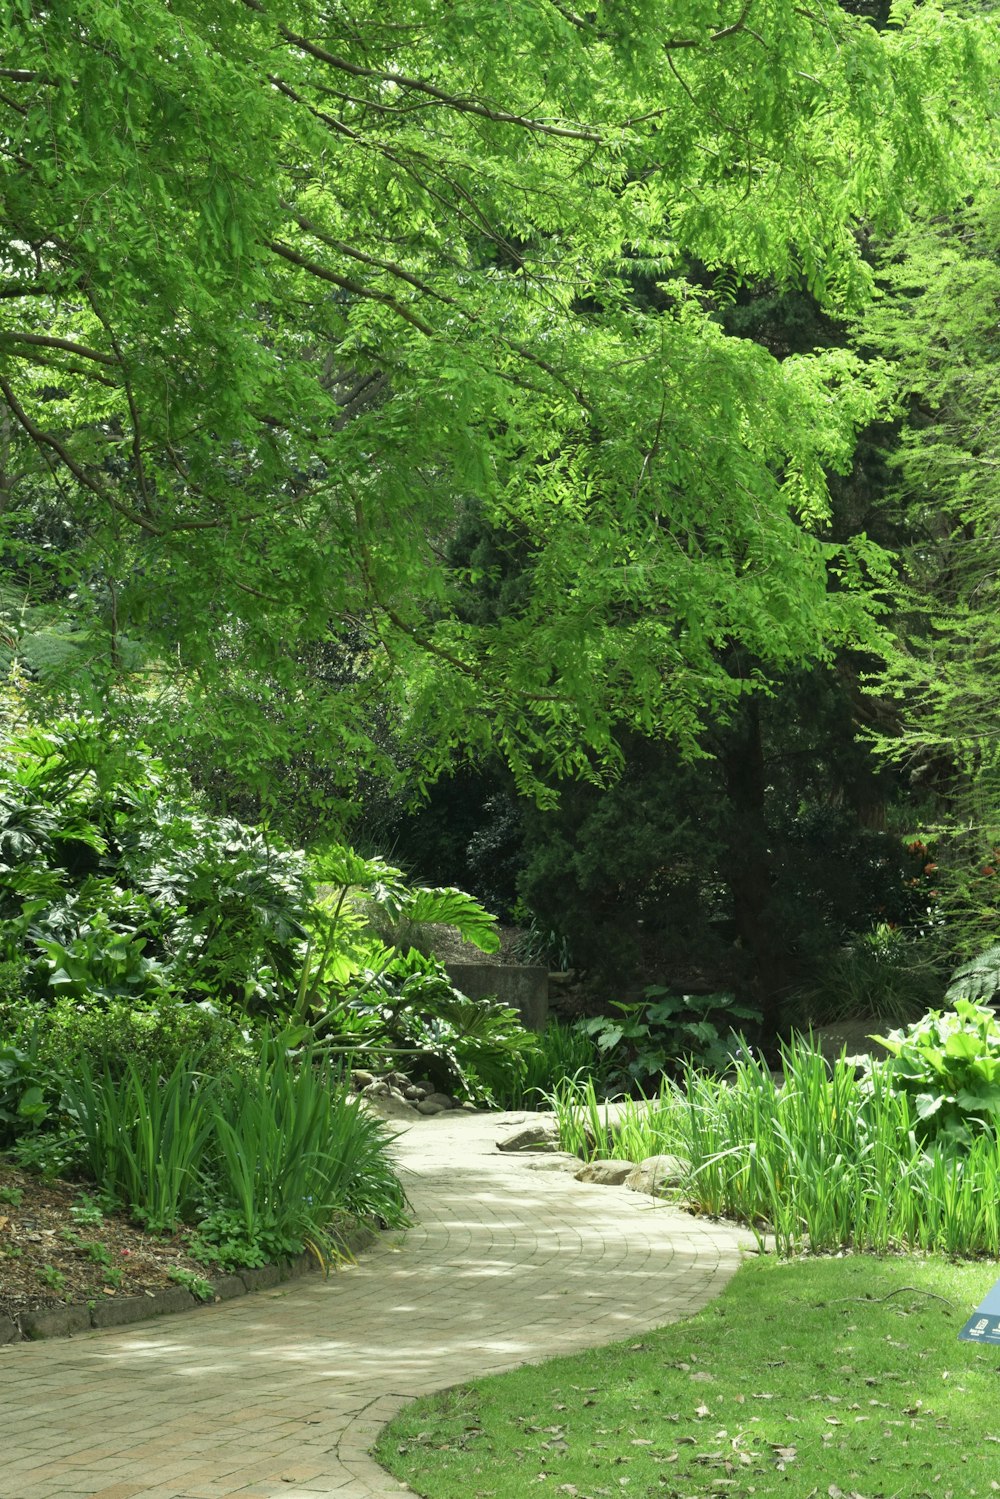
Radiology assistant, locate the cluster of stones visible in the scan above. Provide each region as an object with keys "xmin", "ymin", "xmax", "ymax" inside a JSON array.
[
  {"xmin": 350, "ymin": 1069, "xmax": 465, "ymax": 1117},
  {"xmin": 495, "ymin": 1115, "xmax": 688, "ymax": 1196}
]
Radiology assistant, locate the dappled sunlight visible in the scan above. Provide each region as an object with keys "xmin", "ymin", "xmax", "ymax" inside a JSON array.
[{"xmin": 3, "ymin": 1114, "xmax": 746, "ymax": 1497}]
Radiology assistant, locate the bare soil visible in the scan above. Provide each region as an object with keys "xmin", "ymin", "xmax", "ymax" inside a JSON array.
[{"xmin": 0, "ymin": 1162, "xmax": 216, "ymax": 1320}]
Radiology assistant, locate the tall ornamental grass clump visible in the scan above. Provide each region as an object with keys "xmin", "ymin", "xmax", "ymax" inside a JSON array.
[
  {"xmin": 65, "ymin": 1042, "xmax": 406, "ymax": 1264},
  {"xmin": 203, "ymin": 1042, "xmax": 406, "ymax": 1263},
  {"xmin": 548, "ymin": 1035, "xmax": 1000, "ymax": 1258}
]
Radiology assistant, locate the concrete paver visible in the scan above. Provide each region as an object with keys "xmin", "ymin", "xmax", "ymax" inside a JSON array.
[{"xmin": 0, "ymin": 1111, "xmax": 753, "ymax": 1498}]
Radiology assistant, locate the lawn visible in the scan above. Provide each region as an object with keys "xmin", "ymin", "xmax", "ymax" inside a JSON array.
[{"xmin": 377, "ymin": 1254, "xmax": 1000, "ymax": 1498}]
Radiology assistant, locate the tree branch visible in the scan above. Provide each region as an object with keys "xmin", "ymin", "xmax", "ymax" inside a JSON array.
[
  {"xmin": 0, "ymin": 330, "xmax": 117, "ymax": 366},
  {"xmin": 242, "ymin": 0, "xmax": 604, "ymax": 142},
  {"xmin": 266, "ymin": 238, "xmax": 437, "ymax": 335},
  {"xmin": 0, "ymin": 376, "xmax": 164, "ymax": 535}
]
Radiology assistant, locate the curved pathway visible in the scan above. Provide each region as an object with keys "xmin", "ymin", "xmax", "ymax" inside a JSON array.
[{"xmin": 0, "ymin": 1111, "xmax": 753, "ymax": 1499}]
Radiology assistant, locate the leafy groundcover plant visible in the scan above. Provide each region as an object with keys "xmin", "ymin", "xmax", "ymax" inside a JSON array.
[{"xmin": 871, "ymin": 997, "xmax": 1000, "ymax": 1145}]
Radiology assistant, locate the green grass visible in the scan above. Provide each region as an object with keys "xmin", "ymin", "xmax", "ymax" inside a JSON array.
[{"xmin": 377, "ymin": 1255, "xmax": 1000, "ymax": 1498}]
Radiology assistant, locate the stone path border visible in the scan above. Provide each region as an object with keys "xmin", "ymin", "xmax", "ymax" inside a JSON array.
[
  {"xmin": 1, "ymin": 1224, "xmax": 377, "ymax": 1345},
  {"xmin": 0, "ymin": 1111, "xmax": 754, "ymax": 1499}
]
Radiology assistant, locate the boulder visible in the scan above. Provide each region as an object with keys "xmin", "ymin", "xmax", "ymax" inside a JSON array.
[
  {"xmin": 496, "ymin": 1116, "xmax": 563, "ymax": 1152},
  {"xmin": 574, "ymin": 1159, "xmax": 635, "ymax": 1186},
  {"xmin": 624, "ymin": 1154, "xmax": 688, "ymax": 1195},
  {"xmin": 425, "ymin": 1091, "xmax": 459, "ymax": 1110},
  {"xmin": 360, "ymin": 1082, "xmax": 420, "ymax": 1120}
]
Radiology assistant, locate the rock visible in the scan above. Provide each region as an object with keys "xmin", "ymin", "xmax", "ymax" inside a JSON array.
[
  {"xmin": 351, "ymin": 1069, "xmax": 376, "ymax": 1091},
  {"xmin": 404, "ymin": 1085, "xmax": 428, "ymax": 1101},
  {"xmin": 624, "ymin": 1154, "xmax": 689, "ymax": 1195},
  {"xmin": 0, "ymin": 1315, "xmax": 20, "ymax": 1345},
  {"xmin": 360, "ymin": 1084, "xmax": 420, "ymax": 1120},
  {"xmin": 416, "ymin": 1099, "xmax": 447, "ymax": 1115},
  {"xmin": 574, "ymin": 1159, "xmax": 635, "ymax": 1186},
  {"xmin": 520, "ymin": 1153, "xmax": 583, "ymax": 1173},
  {"xmin": 386, "ymin": 1070, "xmax": 410, "ymax": 1090},
  {"xmin": 425, "ymin": 1091, "xmax": 457, "ymax": 1110},
  {"xmin": 496, "ymin": 1117, "xmax": 563, "ymax": 1152}
]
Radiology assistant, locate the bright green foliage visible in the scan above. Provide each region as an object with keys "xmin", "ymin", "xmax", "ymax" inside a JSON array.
[
  {"xmin": 946, "ymin": 942, "xmax": 1000, "ymax": 1005},
  {"xmin": 0, "ymin": 716, "xmax": 314, "ymax": 1011},
  {"xmin": 872, "ymin": 999, "xmax": 1000, "ymax": 1144},
  {"xmin": 64, "ymin": 1040, "xmax": 407, "ymax": 1258},
  {"xmin": 2, "ymin": 1, "xmax": 995, "ymax": 792},
  {"xmin": 549, "ymin": 1038, "xmax": 1000, "ymax": 1256},
  {"xmin": 197, "ymin": 1043, "xmax": 406, "ymax": 1265},
  {"xmin": 66, "ymin": 1052, "xmax": 219, "ymax": 1232},
  {"xmin": 0, "ymin": 711, "xmax": 533, "ymax": 1104},
  {"xmin": 0, "ymin": 1034, "xmax": 51, "ymax": 1145},
  {"xmin": 284, "ymin": 844, "xmax": 536, "ymax": 1100}
]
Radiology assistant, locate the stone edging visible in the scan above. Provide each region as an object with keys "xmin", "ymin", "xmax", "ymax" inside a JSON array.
[{"xmin": 0, "ymin": 1216, "xmax": 378, "ymax": 1346}]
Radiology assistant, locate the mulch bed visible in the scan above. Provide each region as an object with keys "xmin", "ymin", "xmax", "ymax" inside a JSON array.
[{"xmin": 0, "ymin": 1162, "xmax": 216, "ymax": 1321}]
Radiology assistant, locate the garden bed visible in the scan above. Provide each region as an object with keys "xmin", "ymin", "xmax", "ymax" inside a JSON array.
[{"xmin": 0, "ymin": 1162, "xmax": 374, "ymax": 1342}]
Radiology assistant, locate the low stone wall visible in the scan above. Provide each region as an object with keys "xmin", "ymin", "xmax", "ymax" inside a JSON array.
[
  {"xmin": 811, "ymin": 1020, "xmax": 895, "ymax": 1061},
  {"xmin": 444, "ymin": 961, "xmax": 549, "ymax": 1031}
]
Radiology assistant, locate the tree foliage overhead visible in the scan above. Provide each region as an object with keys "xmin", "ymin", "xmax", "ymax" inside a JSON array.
[
  {"xmin": 859, "ymin": 179, "xmax": 1000, "ymax": 945},
  {"xmin": 1, "ymin": 0, "xmax": 995, "ymax": 795}
]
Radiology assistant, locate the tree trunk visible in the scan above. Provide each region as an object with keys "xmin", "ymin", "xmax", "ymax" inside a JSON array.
[{"xmin": 719, "ymin": 697, "xmax": 791, "ymax": 1041}]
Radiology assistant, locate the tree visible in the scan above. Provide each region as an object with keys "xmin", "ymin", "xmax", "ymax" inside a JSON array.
[
  {"xmin": 1, "ymin": 0, "xmax": 996, "ymax": 802},
  {"xmin": 860, "ymin": 179, "xmax": 1000, "ymax": 953}
]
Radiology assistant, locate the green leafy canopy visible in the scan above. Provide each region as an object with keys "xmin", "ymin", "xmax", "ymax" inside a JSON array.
[{"xmin": 1, "ymin": 0, "xmax": 997, "ymax": 793}]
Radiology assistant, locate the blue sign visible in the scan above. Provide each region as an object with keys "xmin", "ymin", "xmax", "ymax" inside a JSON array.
[{"xmin": 959, "ymin": 1274, "xmax": 1000, "ymax": 1344}]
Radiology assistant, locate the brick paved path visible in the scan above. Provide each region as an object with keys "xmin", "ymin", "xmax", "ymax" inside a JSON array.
[{"xmin": 0, "ymin": 1111, "xmax": 752, "ymax": 1499}]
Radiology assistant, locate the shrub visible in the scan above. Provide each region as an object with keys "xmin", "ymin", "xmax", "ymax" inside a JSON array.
[
  {"xmin": 784, "ymin": 923, "xmax": 946, "ymax": 1028},
  {"xmin": 548, "ymin": 1036, "xmax": 1000, "ymax": 1258},
  {"xmin": 0, "ymin": 716, "xmax": 313, "ymax": 1014},
  {"xmin": 491, "ymin": 1020, "xmax": 610, "ymax": 1110},
  {"xmin": 578, "ymin": 988, "xmax": 761, "ymax": 1091},
  {"xmin": 29, "ymin": 995, "xmax": 254, "ymax": 1084},
  {"xmin": 871, "ymin": 999, "xmax": 1000, "ymax": 1146}
]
